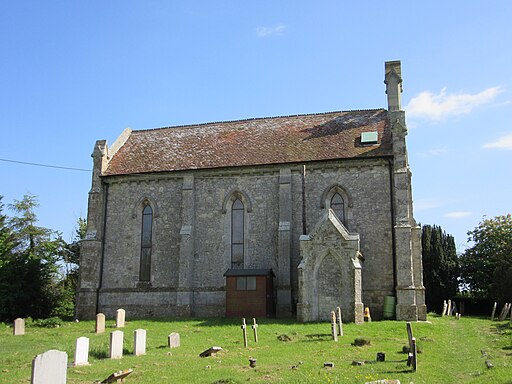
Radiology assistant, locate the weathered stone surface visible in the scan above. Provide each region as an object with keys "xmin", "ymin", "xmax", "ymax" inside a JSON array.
[
  {"xmin": 134, "ymin": 329, "xmax": 146, "ymax": 356},
  {"xmin": 109, "ymin": 330, "xmax": 124, "ymax": 359},
  {"xmin": 168, "ymin": 332, "xmax": 180, "ymax": 349},
  {"xmin": 95, "ymin": 313, "xmax": 105, "ymax": 333},
  {"xmin": 115, "ymin": 309, "xmax": 125, "ymax": 328},
  {"xmin": 31, "ymin": 350, "xmax": 67, "ymax": 384},
  {"xmin": 73, "ymin": 337, "xmax": 89, "ymax": 366},
  {"xmin": 13, "ymin": 318, "xmax": 25, "ymax": 336}
]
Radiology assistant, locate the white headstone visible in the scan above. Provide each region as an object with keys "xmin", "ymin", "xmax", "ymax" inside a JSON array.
[
  {"xmin": 134, "ymin": 329, "xmax": 147, "ymax": 356},
  {"xmin": 14, "ymin": 318, "xmax": 25, "ymax": 336},
  {"xmin": 116, "ymin": 309, "xmax": 126, "ymax": 328},
  {"xmin": 31, "ymin": 350, "xmax": 67, "ymax": 384},
  {"xmin": 73, "ymin": 337, "xmax": 89, "ymax": 366},
  {"xmin": 109, "ymin": 330, "xmax": 124, "ymax": 359},
  {"xmin": 96, "ymin": 313, "xmax": 105, "ymax": 333},
  {"xmin": 168, "ymin": 332, "xmax": 180, "ymax": 348}
]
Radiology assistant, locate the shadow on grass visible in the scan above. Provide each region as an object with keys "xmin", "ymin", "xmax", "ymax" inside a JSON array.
[
  {"xmin": 89, "ymin": 347, "xmax": 108, "ymax": 359},
  {"xmin": 303, "ymin": 333, "xmax": 332, "ymax": 342}
]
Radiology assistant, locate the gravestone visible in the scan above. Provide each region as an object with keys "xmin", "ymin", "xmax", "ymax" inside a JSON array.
[
  {"xmin": 13, "ymin": 318, "xmax": 25, "ymax": 336},
  {"xmin": 31, "ymin": 349, "xmax": 67, "ymax": 384},
  {"xmin": 241, "ymin": 318, "xmax": 248, "ymax": 348},
  {"xmin": 96, "ymin": 313, "xmax": 105, "ymax": 333},
  {"xmin": 446, "ymin": 300, "xmax": 452, "ymax": 316},
  {"xmin": 134, "ymin": 329, "xmax": 146, "ymax": 356},
  {"xmin": 336, "ymin": 306, "xmax": 343, "ymax": 336},
  {"xmin": 116, "ymin": 309, "xmax": 125, "ymax": 328},
  {"xmin": 109, "ymin": 330, "xmax": 124, "ymax": 359},
  {"xmin": 73, "ymin": 337, "xmax": 89, "ymax": 366},
  {"xmin": 330, "ymin": 311, "xmax": 338, "ymax": 342},
  {"xmin": 251, "ymin": 318, "xmax": 259, "ymax": 343},
  {"xmin": 441, "ymin": 300, "xmax": 447, "ymax": 317},
  {"xmin": 490, "ymin": 302, "xmax": 497, "ymax": 321},
  {"xmin": 199, "ymin": 346, "xmax": 222, "ymax": 357},
  {"xmin": 168, "ymin": 332, "xmax": 180, "ymax": 348}
]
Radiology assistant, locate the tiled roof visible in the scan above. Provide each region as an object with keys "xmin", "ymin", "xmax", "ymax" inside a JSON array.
[{"xmin": 104, "ymin": 109, "xmax": 391, "ymax": 176}]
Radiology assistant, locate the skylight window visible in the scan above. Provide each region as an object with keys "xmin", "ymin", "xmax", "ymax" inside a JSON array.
[{"xmin": 361, "ymin": 131, "xmax": 378, "ymax": 144}]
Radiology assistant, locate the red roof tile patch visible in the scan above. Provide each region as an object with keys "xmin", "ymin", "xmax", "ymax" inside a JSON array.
[{"xmin": 104, "ymin": 109, "xmax": 391, "ymax": 176}]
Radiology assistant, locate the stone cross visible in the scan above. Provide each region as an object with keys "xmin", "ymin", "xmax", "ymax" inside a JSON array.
[
  {"xmin": 490, "ymin": 302, "xmax": 497, "ymax": 321},
  {"xmin": 31, "ymin": 349, "xmax": 67, "ymax": 384},
  {"xmin": 330, "ymin": 311, "xmax": 338, "ymax": 342},
  {"xmin": 73, "ymin": 337, "xmax": 89, "ymax": 366},
  {"xmin": 13, "ymin": 318, "xmax": 25, "ymax": 336},
  {"xmin": 168, "ymin": 332, "xmax": 180, "ymax": 349},
  {"xmin": 95, "ymin": 313, "xmax": 105, "ymax": 333},
  {"xmin": 251, "ymin": 318, "xmax": 258, "ymax": 343},
  {"xmin": 241, "ymin": 318, "xmax": 248, "ymax": 348},
  {"xmin": 116, "ymin": 308, "xmax": 125, "ymax": 328},
  {"xmin": 109, "ymin": 330, "xmax": 124, "ymax": 359},
  {"xmin": 336, "ymin": 306, "xmax": 343, "ymax": 336},
  {"xmin": 134, "ymin": 329, "xmax": 146, "ymax": 356}
]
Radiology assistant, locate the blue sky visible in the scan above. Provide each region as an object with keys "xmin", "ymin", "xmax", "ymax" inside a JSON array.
[{"xmin": 1, "ymin": 1, "xmax": 511, "ymax": 251}]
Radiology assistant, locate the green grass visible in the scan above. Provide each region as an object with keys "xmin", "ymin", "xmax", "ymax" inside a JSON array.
[{"xmin": 1, "ymin": 315, "xmax": 511, "ymax": 383}]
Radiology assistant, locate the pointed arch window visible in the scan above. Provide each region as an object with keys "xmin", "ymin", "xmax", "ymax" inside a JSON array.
[
  {"xmin": 140, "ymin": 204, "xmax": 153, "ymax": 281},
  {"xmin": 330, "ymin": 193, "xmax": 345, "ymax": 224},
  {"xmin": 231, "ymin": 198, "xmax": 244, "ymax": 269}
]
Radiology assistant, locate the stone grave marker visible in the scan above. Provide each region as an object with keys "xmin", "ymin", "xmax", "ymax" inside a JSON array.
[
  {"xmin": 490, "ymin": 302, "xmax": 497, "ymax": 321},
  {"xmin": 241, "ymin": 318, "xmax": 248, "ymax": 348},
  {"xmin": 109, "ymin": 330, "xmax": 124, "ymax": 359},
  {"xmin": 116, "ymin": 308, "xmax": 125, "ymax": 328},
  {"xmin": 168, "ymin": 332, "xmax": 180, "ymax": 348},
  {"xmin": 336, "ymin": 306, "xmax": 343, "ymax": 336},
  {"xmin": 251, "ymin": 318, "xmax": 258, "ymax": 343},
  {"xmin": 31, "ymin": 349, "xmax": 67, "ymax": 384},
  {"xmin": 96, "ymin": 313, "xmax": 105, "ymax": 334},
  {"xmin": 13, "ymin": 318, "xmax": 25, "ymax": 336},
  {"xmin": 498, "ymin": 303, "xmax": 511, "ymax": 321},
  {"xmin": 441, "ymin": 300, "xmax": 447, "ymax": 316},
  {"xmin": 199, "ymin": 346, "xmax": 222, "ymax": 358},
  {"xmin": 134, "ymin": 329, "xmax": 146, "ymax": 356},
  {"xmin": 330, "ymin": 311, "xmax": 338, "ymax": 342},
  {"xmin": 446, "ymin": 300, "xmax": 452, "ymax": 316},
  {"xmin": 73, "ymin": 336, "xmax": 90, "ymax": 366}
]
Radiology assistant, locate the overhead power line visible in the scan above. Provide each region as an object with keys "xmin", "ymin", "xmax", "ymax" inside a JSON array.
[{"xmin": 0, "ymin": 158, "xmax": 91, "ymax": 172}]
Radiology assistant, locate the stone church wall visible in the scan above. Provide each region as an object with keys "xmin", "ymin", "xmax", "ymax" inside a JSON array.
[{"xmin": 94, "ymin": 157, "xmax": 394, "ymax": 319}]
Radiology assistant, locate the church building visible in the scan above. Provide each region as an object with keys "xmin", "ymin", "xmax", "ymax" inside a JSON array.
[{"xmin": 76, "ymin": 61, "xmax": 426, "ymax": 322}]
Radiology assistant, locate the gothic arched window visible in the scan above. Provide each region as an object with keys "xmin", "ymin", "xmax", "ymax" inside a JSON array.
[
  {"xmin": 330, "ymin": 192, "xmax": 345, "ymax": 224},
  {"xmin": 231, "ymin": 198, "xmax": 244, "ymax": 269},
  {"xmin": 140, "ymin": 204, "xmax": 153, "ymax": 281}
]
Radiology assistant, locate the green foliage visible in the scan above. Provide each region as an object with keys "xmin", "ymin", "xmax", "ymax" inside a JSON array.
[
  {"xmin": 0, "ymin": 194, "xmax": 84, "ymax": 322},
  {"xmin": 460, "ymin": 214, "xmax": 512, "ymax": 302},
  {"xmin": 421, "ymin": 224, "xmax": 459, "ymax": 312}
]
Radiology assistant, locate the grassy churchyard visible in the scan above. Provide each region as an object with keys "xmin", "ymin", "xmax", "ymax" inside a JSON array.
[{"xmin": 1, "ymin": 315, "xmax": 511, "ymax": 383}]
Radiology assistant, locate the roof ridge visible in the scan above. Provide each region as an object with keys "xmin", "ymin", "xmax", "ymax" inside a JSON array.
[{"xmin": 133, "ymin": 108, "xmax": 387, "ymax": 133}]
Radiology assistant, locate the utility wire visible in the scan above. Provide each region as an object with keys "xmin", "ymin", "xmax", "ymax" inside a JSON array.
[{"xmin": 0, "ymin": 158, "xmax": 91, "ymax": 172}]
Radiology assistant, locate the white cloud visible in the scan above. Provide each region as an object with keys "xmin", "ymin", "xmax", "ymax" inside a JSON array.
[
  {"xmin": 443, "ymin": 211, "xmax": 472, "ymax": 219},
  {"xmin": 483, "ymin": 133, "xmax": 512, "ymax": 150},
  {"xmin": 414, "ymin": 198, "xmax": 444, "ymax": 212},
  {"xmin": 406, "ymin": 86, "xmax": 501, "ymax": 121},
  {"xmin": 256, "ymin": 25, "xmax": 286, "ymax": 37}
]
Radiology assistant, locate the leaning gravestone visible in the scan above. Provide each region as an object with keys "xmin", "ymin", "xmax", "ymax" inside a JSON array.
[
  {"xmin": 96, "ymin": 313, "xmax": 106, "ymax": 333},
  {"xmin": 168, "ymin": 332, "xmax": 180, "ymax": 348},
  {"xmin": 13, "ymin": 318, "xmax": 25, "ymax": 336},
  {"xmin": 73, "ymin": 337, "xmax": 90, "ymax": 366},
  {"xmin": 116, "ymin": 309, "xmax": 126, "ymax": 328},
  {"xmin": 490, "ymin": 302, "xmax": 497, "ymax": 321},
  {"xmin": 109, "ymin": 330, "xmax": 124, "ymax": 359},
  {"xmin": 134, "ymin": 329, "xmax": 146, "ymax": 356},
  {"xmin": 31, "ymin": 350, "xmax": 67, "ymax": 384}
]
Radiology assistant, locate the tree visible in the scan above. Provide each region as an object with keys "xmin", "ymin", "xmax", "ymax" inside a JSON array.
[
  {"xmin": 0, "ymin": 194, "xmax": 65, "ymax": 321},
  {"xmin": 421, "ymin": 224, "xmax": 459, "ymax": 313},
  {"xmin": 459, "ymin": 214, "xmax": 512, "ymax": 303}
]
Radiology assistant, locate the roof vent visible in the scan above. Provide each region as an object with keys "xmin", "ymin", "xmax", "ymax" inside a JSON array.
[{"xmin": 361, "ymin": 131, "xmax": 378, "ymax": 144}]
